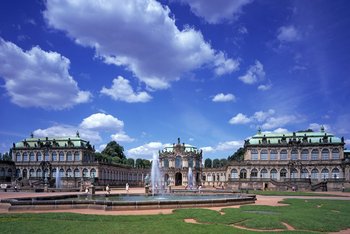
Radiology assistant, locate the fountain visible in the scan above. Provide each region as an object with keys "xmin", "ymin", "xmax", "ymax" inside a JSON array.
[
  {"xmin": 55, "ymin": 167, "xmax": 61, "ymax": 189},
  {"xmin": 151, "ymin": 153, "xmax": 164, "ymax": 195},
  {"xmin": 187, "ymin": 167, "xmax": 193, "ymax": 189}
]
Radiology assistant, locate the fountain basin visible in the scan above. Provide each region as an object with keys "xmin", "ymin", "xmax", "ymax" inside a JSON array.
[{"xmin": 1, "ymin": 193, "xmax": 256, "ymax": 211}]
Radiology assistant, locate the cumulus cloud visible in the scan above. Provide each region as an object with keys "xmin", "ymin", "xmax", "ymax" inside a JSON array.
[
  {"xmin": 277, "ymin": 25, "xmax": 301, "ymax": 42},
  {"xmin": 44, "ymin": 0, "xmax": 239, "ymax": 90},
  {"xmin": 272, "ymin": 128, "xmax": 289, "ymax": 134},
  {"xmin": 80, "ymin": 113, "xmax": 124, "ymax": 131},
  {"xmin": 258, "ymin": 84, "xmax": 272, "ymax": 91},
  {"xmin": 308, "ymin": 123, "xmax": 332, "ymax": 132},
  {"xmin": 229, "ymin": 109, "xmax": 300, "ymax": 130},
  {"xmin": 101, "ymin": 76, "xmax": 152, "ymax": 103},
  {"xmin": 127, "ymin": 142, "xmax": 166, "ymax": 159},
  {"xmin": 212, "ymin": 93, "xmax": 235, "ymax": 102},
  {"xmin": 229, "ymin": 113, "xmax": 251, "ymax": 124},
  {"xmin": 0, "ymin": 38, "xmax": 91, "ymax": 109},
  {"xmin": 201, "ymin": 140, "xmax": 243, "ymax": 153},
  {"xmin": 111, "ymin": 132, "xmax": 135, "ymax": 143},
  {"xmin": 238, "ymin": 60, "xmax": 265, "ymax": 84},
  {"xmin": 178, "ymin": 0, "xmax": 253, "ymax": 24}
]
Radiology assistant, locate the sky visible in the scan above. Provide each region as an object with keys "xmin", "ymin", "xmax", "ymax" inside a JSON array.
[{"xmin": 1, "ymin": 0, "xmax": 350, "ymax": 160}]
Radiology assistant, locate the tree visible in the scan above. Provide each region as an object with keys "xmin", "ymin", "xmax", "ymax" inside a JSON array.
[
  {"xmin": 135, "ymin": 158, "xmax": 144, "ymax": 168},
  {"xmin": 228, "ymin": 147, "xmax": 245, "ymax": 161},
  {"xmin": 126, "ymin": 158, "xmax": 135, "ymax": 167},
  {"xmin": 101, "ymin": 141, "xmax": 126, "ymax": 159},
  {"xmin": 219, "ymin": 158, "xmax": 228, "ymax": 167},
  {"xmin": 142, "ymin": 159, "xmax": 151, "ymax": 169},
  {"xmin": 204, "ymin": 158, "xmax": 212, "ymax": 168},
  {"xmin": 212, "ymin": 158, "xmax": 220, "ymax": 168}
]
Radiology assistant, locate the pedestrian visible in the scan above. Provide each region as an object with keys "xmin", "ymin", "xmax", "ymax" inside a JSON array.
[
  {"xmin": 106, "ymin": 184, "xmax": 110, "ymax": 195},
  {"xmin": 126, "ymin": 183, "xmax": 129, "ymax": 193}
]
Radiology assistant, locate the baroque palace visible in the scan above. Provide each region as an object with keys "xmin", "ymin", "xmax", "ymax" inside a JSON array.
[{"xmin": 1, "ymin": 127, "xmax": 349, "ymax": 191}]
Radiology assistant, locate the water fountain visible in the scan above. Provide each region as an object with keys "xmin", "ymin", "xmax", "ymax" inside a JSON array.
[
  {"xmin": 187, "ymin": 167, "xmax": 193, "ymax": 189},
  {"xmin": 55, "ymin": 167, "xmax": 61, "ymax": 189},
  {"xmin": 151, "ymin": 153, "xmax": 164, "ymax": 195}
]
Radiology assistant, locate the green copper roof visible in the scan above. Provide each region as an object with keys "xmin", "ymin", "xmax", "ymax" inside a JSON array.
[
  {"xmin": 162, "ymin": 144, "xmax": 200, "ymax": 153},
  {"xmin": 14, "ymin": 136, "xmax": 92, "ymax": 149}
]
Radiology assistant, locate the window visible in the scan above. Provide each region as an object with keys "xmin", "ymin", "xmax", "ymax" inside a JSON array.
[
  {"xmin": 52, "ymin": 151, "xmax": 57, "ymax": 161},
  {"xmin": 67, "ymin": 151, "xmax": 73, "ymax": 161},
  {"xmin": 231, "ymin": 169, "xmax": 238, "ymax": 179},
  {"xmin": 251, "ymin": 149, "xmax": 258, "ymax": 160},
  {"xmin": 270, "ymin": 169, "xmax": 277, "ymax": 179},
  {"xmin": 280, "ymin": 169, "xmax": 287, "ymax": 178},
  {"xmin": 66, "ymin": 168, "xmax": 73, "ymax": 177},
  {"xmin": 240, "ymin": 169, "xmax": 247, "ymax": 179},
  {"xmin": 44, "ymin": 152, "xmax": 49, "ymax": 161},
  {"xmin": 23, "ymin": 152, "xmax": 28, "ymax": 161},
  {"xmin": 90, "ymin": 168, "xmax": 96, "ymax": 178},
  {"xmin": 59, "ymin": 169, "xmax": 64, "ymax": 177},
  {"xmin": 291, "ymin": 168, "xmax": 298, "ymax": 179},
  {"xmin": 188, "ymin": 157, "xmax": 193, "ymax": 168},
  {"xmin": 16, "ymin": 152, "xmax": 21, "ymax": 161},
  {"xmin": 321, "ymin": 149, "xmax": 330, "ymax": 160},
  {"xmin": 311, "ymin": 168, "xmax": 319, "ymax": 179},
  {"xmin": 29, "ymin": 169, "xmax": 35, "ymax": 178},
  {"xmin": 301, "ymin": 168, "xmax": 309, "ymax": 178},
  {"xmin": 280, "ymin": 150, "xmax": 288, "ymax": 160},
  {"xmin": 74, "ymin": 168, "xmax": 80, "ymax": 177},
  {"xmin": 52, "ymin": 168, "xmax": 57, "ymax": 177},
  {"xmin": 261, "ymin": 169, "xmax": 268, "ymax": 178},
  {"xmin": 29, "ymin": 152, "xmax": 35, "ymax": 161},
  {"xmin": 175, "ymin": 156, "xmax": 182, "ymax": 168},
  {"xmin": 36, "ymin": 169, "xmax": 42, "ymax": 178},
  {"xmin": 37, "ymin": 152, "xmax": 42, "ymax": 161},
  {"xmin": 251, "ymin": 169, "xmax": 258, "ymax": 178},
  {"xmin": 311, "ymin": 149, "xmax": 319, "ymax": 160},
  {"xmin": 74, "ymin": 151, "xmax": 80, "ymax": 161},
  {"xmin": 163, "ymin": 158, "xmax": 169, "ymax": 168},
  {"xmin": 332, "ymin": 149, "xmax": 340, "ymax": 159},
  {"xmin": 59, "ymin": 151, "xmax": 64, "ymax": 161},
  {"xmin": 291, "ymin": 149, "xmax": 298, "ymax": 160},
  {"xmin": 82, "ymin": 168, "xmax": 88, "ymax": 177},
  {"xmin": 301, "ymin": 149, "xmax": 309, "ymax": 160},
  {"xmin": 321, "ymin": 168, "xmax": 329, "ymax": 179},
  {"xmin": 331, "ymin": 168, "xmax": 340, "ymax": 179},
  {"xmin": 260, "ymin": 150, "xmax": 268, "ymax": 160},
  {"xmin": 270, "ymin": 150, "xmax": 277, "ymax": 160}
]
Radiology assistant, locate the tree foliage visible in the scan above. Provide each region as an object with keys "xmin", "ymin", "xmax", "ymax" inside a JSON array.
[
  {"xmin": 212, "ymin": 158, "xmax": 220, "ymax": 168},
  {"xmin": 204, "ymin": 158, "xmax": 212, "ymax": 168},
  {"xmin": 101, "ymin": 141, "xmax": 125, "ymax": 159},
  {"xmin": 228, "ymin": 147, "xmax": 245, "ymax": 161}
]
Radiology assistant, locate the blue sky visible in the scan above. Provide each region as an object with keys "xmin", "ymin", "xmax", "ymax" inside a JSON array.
[{"xmin": 1, "ymin": 0, "xmax": 350, "ymax": 160}]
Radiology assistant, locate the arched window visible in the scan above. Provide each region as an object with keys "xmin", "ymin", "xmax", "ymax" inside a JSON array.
[
  {"xmin": 321, "ymin": 168, "xmax": 329, "ymax": 179},
  {"xmin": 59, "ymin": 168, "xmax": 64, "ymax": 177},
  {"xmin": 0, "ymin": 168, "xmax": 6, "ymax": 177},
  {"xmin": 280, "ymin": 169, "xmax": 287, "ymax": 178},
  {"xmin": 301, "ymin": 149, "xmax": 309, "ymax": 160},
  {"xmin": 280, "ymin": 149, "xmax": 287, "ymax": 160},
  {"xmin": 332, "ymin": 149, "xmax": 340, "ymax": 159},
  {"xmin": 291, "ymin": 168, "xmax": 298, "ymax": 179},
  {"xmin": 270, "ymin": 169, "xmax": 277, "ymax": 179},
  {"xmin": 311, "ymin": 149, "xmax": 319, "ymax": 160},
  {"xmin": 261, "ymin": 168, "xmax": 268, "ymax": 178},
  {"xmin": 44, "ymin": 169, "xmax": 49, "ymax": 178},
  {"xmin": 251, "ymin": 149, "xmax": 258, "ymax": 160},
  {"xmin": 90, "ymin": 168, "xmax": 96, "ymax": 178},
  {"xmin": 15, "ymin": 169, "xmax": 21, "ymax": 177},
  {"xmin": 59, "ymin": 151, "xmax": 64, "ymax": 161},
  {"xmin": 74, "ymin": 151, "xmax": 80, "ymax": 161},
  {"xmin": 66, "ymin": 168, "xmax": 73, "ymax": 177},
  {"xmin": 260, "ymin": 150, "xmax": 268, "ymax": 160},
  {"xmin": 36, "ymin": 169, "xmax": 42, "ymax": 178},
  {"xmin": 251, "ymin": 168, "xmax": 258, "ymax": 178},
  {"xmin": 67, "ymin": 151, "xmax": 73, "ymax": 161},
  {"xmin": 16, "ymin": 152, "xmax": 21, "ymax": 161},
  {"xmin": 22, "ymin": 169, "xmax": 28, "ymax": 178},
  {"xmin": 74, "ymin": 168, "xmax": 80, "ymax": 177},
  {"xmin": 270, "ymin": 150, "xmax": 277, "ymax": 160},
  {"xmin": 321, "ymin": 149, "xmax": 330, "ymax": 160},
  {"xmin": 231, "ymin": 169, "xmax": 238, "ymax": 179},
  {"xmin": 7, "ymin": 169, "xmax": 13, "ymax": 177},
  {"xmin": 52, "ymin": 151, "xmax": 57, "ymax": 161},
  {"xmin": 311, "ymin": 168, "xmax": 319, "ymax": 180},
  {"xmin": 331, "ymin": 168, "xmax": 340, "ymax": 179},
  {"xmin": 175, "ymin": 156, "xmax": 182, "ymax": 168},
  {"xmin": 163, "ymin": 158, "xmax": 169, "ymax": 168},
  {"xmin": 188, "ymin": 157, "xmax": 193, "ymax": 168},
  {"xmin": 29, "ymin": 152, "xmax": 35, "ymax": 161},
  {"xmin": 23, "ymin": 152, "xmax": 28, "ymax": 161},
  {"xmin": 82, "ymin": 168, "xmax": 88, "ymax": 177},
  {"xmin": 29, "ymin": 169, "xmax": 35, "ymax": 178},
  {"xmin": 240, "ymin": 169, "xmax": 247, "ymax": 179},
  {"xmin": 44, "ymin": 151, "xmax": 49, "ymax": 161},
  {"xmin": 52, "ymin": 168, "xmax": 57, "ymax": 177},
  {"xmin": 291, "ymin": 149, "xmax": 298, "ymax": 160},
  {"xmin": 37, "ymin": 152, "xmax": 42, "ymax": 161},
  {"xmin": 301, "ymin": 168, "xmax": 309, "ymax": 178}
]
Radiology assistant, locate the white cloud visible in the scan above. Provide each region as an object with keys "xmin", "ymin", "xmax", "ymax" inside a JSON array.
[
  {"xmin": 308, "ymin": 123, "xmax": 331, "ymax": 132},
  {"xmin": 127, "ymin": 142, "xmax": 165, "ymax": 159},
  {"xmin": 253, "ymin": 109, "xmax": 275, "ymax": 122},
  {"xmin": 44, "ymin": 0, "xmax": 239, "ymax": 90},
  {"xmin": 201, "ymin": 140, "xmax": 243, "ymax": 153},
  {"xmin": 262, "ymin": 116, "xmax": 298, "ymax": 130},
  {"xmin": 111, "ymin": 132, "xmax": 135, "ymax": 143},
  {"xmin": 200, "ymin": 146, "xmax": 215, "ymax": 153},
  {"xmin": 229, "ymin": 113, "xmax": 251, "ymax": 124},
  {"xmin": 238, "ymin": 60, "xmax": 265, "ymax": 84},
  {"xmin": 80, "ymin": 113, "xmax": 124, "ymax": 131},
  {"xmin": 178, "ymin": 0, "xmax": 253, "ymax": 24},
  {"xmin": 0, "ymin": 38, "xmax": 91, "ymax": 109},
  {"xmin": 258, "ymin": 84, "xmax": 272, "ymax": 91},
  {"xmin": 98, "ymin": 144, "xmax": 107, "ymax": 152},
  {"xmin": 33, "ymin": 125, "xmax": 102, "ymax": 143},
  {"xmin": 272, "ymin": 128, "xmax": 289, "ymax": 134},
  {"xmin": 101, "ymin": 76, "xmax": 152, "ymax": 103},
  {"xmin": 345, "ymin": 139, "xmax": 350, "ymax": 146},
  {"xmin": 212, "ymin": 93, "xmax": 235, "ymax": 102},
  {"xmin": 277, "ymin": 25, "xmax": 301, "ymax": 42}
]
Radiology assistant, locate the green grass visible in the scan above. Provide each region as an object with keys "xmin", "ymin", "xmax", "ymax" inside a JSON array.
[
  {"xmin": 246, "ymin": 190, "xmax": 343, "ymax": 196},
  {"xmin": 0, "ymin": 199, "xmax": 349, "ymax": 233}
]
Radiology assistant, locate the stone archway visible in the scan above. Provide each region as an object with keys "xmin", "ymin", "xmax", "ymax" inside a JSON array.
[{"xmin": 175, "ymin": 172, "xmax": 182, "ymax": 186}]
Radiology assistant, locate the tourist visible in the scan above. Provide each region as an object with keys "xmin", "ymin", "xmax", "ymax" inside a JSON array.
[
  {"xmin": 85, "ymin": 187, "xmax": 89, "ymax": 194},
  {"xmin": 14, "ymin": 185, "xmax": 18, "ymax": 192},
  {"xmin": 126, "ymin": 183, "xmax": 129, "ymax": 193},
  {"xmin": 106, "ymin": 185, "xmax": 110, "ymax": 195},
  {"xmin": 198, "ymin": 185, "xmax": 202, "ymax": 193}
]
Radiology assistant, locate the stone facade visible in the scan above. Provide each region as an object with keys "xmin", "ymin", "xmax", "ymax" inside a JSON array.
[{"xmin": 159, "ymin": 138, "xmax": 203, "ymax": 186}]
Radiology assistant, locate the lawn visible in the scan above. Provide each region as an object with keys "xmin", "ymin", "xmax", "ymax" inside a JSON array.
[
  {"xmin": 0, "ymin": 199, "xmax": 349, "ymax": 233},
  {"xmin": 246, "ymin": 190, "xmax": 344, "ymax": 196}
]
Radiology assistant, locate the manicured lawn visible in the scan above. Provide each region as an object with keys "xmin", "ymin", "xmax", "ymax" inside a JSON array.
[
  {"xmin": 246, "ymin": 190, "xmax": 343, "ymax": 196},
  {"xmin": 0, "ymin": 199, "xmax": 349, "ymax": 233}
]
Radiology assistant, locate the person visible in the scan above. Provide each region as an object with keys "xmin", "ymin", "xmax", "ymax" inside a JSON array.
[
  {"xmin": 198, "ymin": 185, "xmax": 202, "ymax": 193},
  {"xmin": 126, "ymin": 183, "xmax": 129, "ymax": 193},
  {"xmin": 106, "ymin": 185, "xmax": 110, "ymax": 195},
  {"xmin": 14, "ymin": 185, "xmax": 18, "ymax": 192},
  {"xmin": 342, "ymin": 184, "xmax": 345, "ymax": 192},
  {"xmin": 85, "ymin": 187, "xmax": 89, "ymax": 194}
]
